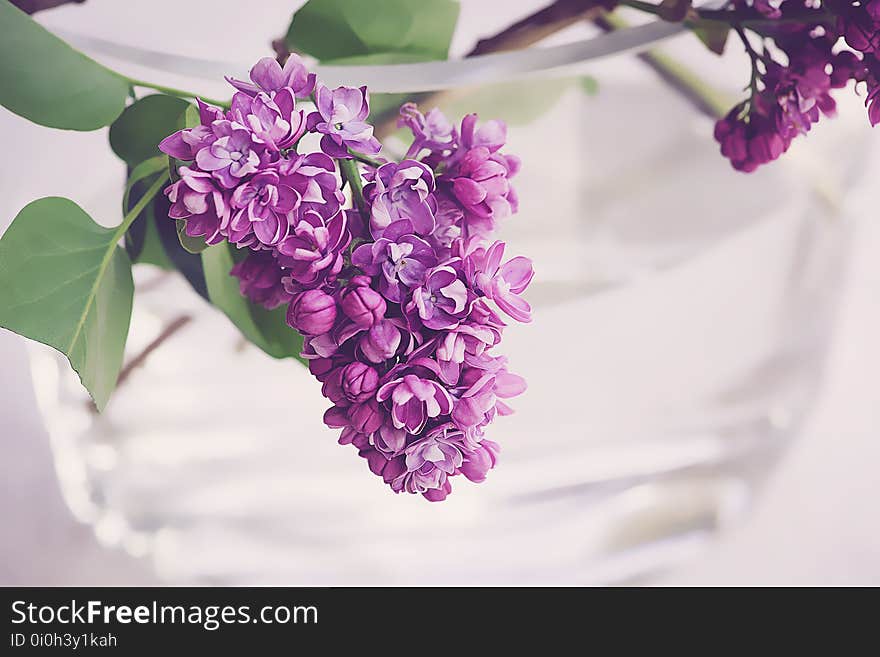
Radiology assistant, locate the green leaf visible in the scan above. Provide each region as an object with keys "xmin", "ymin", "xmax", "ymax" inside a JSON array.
[
  {"xmin": 175, "ymin": 220, "xmax": 210, "ymax": 254},
  {"xmin": 202, "ymin": 243, "xmax": 304, "ymax": 363},
  {"xmin": 123, "ymin": 157, "xmax": 167, "ymax": 217},
  {"xmin": 252, "ymin": 306, "xmax": 306, "ymax": 363},
  {"xmin": 0, "ymin": 1, "xmax": 129, "ymax": 130},
  {"xmin": 0, "ymin": 198, "xmax": 134, "ymax": 410},
  {"xmin": 184, "ymin": 103, "xmax": 200, "ymax": 128},
  {"xmin": 690, "ymin": 19, "xmax": 731, "ymax": 56},
  {"xmin": 374, "ymin": 77, "xmax": 577, "ymax": 146},
  {"xmin": 579, "ymin": 76, "xmax": 600, "ymax": 96},
  {"xmin": 123, "ymin": 157, "xmax": 174, "ymax": 269},
  {"xmin": 153, "ymin": 196, "xmax": 210, "ymax": 300},
  {"xmin": 321, "ymin": 52, "xmax": 442, "ymax": 66},
  {"xmin": 132, "ymin": 210, "xmax": 174, "ymax": 270},
  {"xmin": 437, "ymin": 77, "xmax": 576, "ymax": 126},
  {"xmin": 285, "ymin": 0, "xmax": 459, "ymax": 62},
  {"xmin": 367, "ymin": 91, "xmax": 411, "ymax": 122},
  {"xmin": 109, "ymin": 94, "xmax": 192, "ymax": 166}
]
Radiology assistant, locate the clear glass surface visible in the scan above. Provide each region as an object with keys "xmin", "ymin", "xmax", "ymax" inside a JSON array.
[{"xmin": 28, "ymin": 73, "xmax": 867, "ymax": 584}]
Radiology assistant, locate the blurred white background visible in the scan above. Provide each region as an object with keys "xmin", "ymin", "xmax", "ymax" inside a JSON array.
[{"xmin": 1, "ymin": 0, "xmax": 878, "ymax": 585}]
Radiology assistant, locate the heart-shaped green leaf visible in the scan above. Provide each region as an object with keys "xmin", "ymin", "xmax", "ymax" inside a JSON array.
[
  {"xmin": 110, "ymin": 94, "xmax": 192, "ymax": 166},
  {"xmin": 0, "ymin": 198, "xmax": 136, "ymax": 410},
  {"xmin": 285, "ymin": 0, "xmax": 459, "ymax": 62},
  {"xmin": 435, "ymin": 76, "xmax": 578, "ymax": 126},
  {"xmin": 202, "ymin": 243, "xmax": 304, "ymax": 363},
  {"xmin": 580, "ymin": 76, "xmax": 600, "ymax": 96},
  {"xmin": 0, "ymin": 1, "xmax": 129, "ymax": 130},
  {"xmin": 691, "ymin": 19, "xmax": 731, "ymax": 56}
]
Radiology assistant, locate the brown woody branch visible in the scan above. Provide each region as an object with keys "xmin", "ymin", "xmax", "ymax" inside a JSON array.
[
  {"xmin": 86, "ymin": 314, "xmax": 193, "ymax": 413},
  {"xmin": 114, "ymin": 314, "xmax": 192, "ymax": 389},
  {"xmin": 372, "ymin": 0, "xmax": 609, "ymax": 138},
  {"xmin": 593, "ymin": 13, "xmax": 728, "ymax": 119},
  {"xmin": 271, "ymin": 0, "xmax": 609, "ymax": 138},
  {"xmin": 468, "ymin": 0, "xmax": 612, "ymax": 56}
]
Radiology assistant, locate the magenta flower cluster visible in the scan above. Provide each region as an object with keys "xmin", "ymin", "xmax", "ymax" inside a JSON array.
[
  {"xmin": 159, "ymin": 56, "xmax": 533, "ymax": 501},
  {"xmin": 714, "ymin": 0, "xmax": 880, "ymax": 171}
]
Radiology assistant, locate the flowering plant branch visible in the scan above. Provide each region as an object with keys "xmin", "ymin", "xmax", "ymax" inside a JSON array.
[
  {"xmin": 618, "ymin": 0, "xmax": 880, "ymax": 170},
  {"xmin": 150, "ymin": 57, "xmax": 535, "ymax": 501},
  {"xmin": 0, "ymin": 0, "xmax": 536, "ymax": 502},
  {"xmin": 1, "ymin": 0, "xmax": 878, "ymax": 500}
]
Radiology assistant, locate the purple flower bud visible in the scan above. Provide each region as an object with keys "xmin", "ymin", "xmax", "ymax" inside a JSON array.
[
  {"xmin": 460, "ymin": 439, "xmax": 500, "ymax": 483},
  {"xmin": 372, "ymin": 420, "xmax": 408, "ymax": 457},
  {"xmin": 359, "ymin": 319, "xmax": 402, "ymax": 363},
  {"xmin": 341, "ymin": 362, "xmax": 379, "ymax": 403},
  {"xmin": 422, "ymin": 483, "xmax": 452, "ymax": 502},
  {"xmin": 323, "ymin": 405, "xmax": 349, "ymax": 428},
  {"xmin": 230, "ymin": 251, "xmax": 293, "ymax": 310},
  {"xmin": 349, "ymin": 398, "xmax": 384, "ymax": 435},
  {"xmin": 361, "ymin": 447, "xmax": 391, "ymax": 477},
  {"xmin": 321, "ymin": 366, "xmax": 347, "ymax": 404},
  {"xmin": 340, "ymin": 278, "xmax": 386, "ymax": 328},
  {"xmin": 287, "ymin": 289, "xmax": 337, "ymax": 335},
  {"xmin": 339, "ymin": 427, "xmax": 370, "ymax": 450},
  {"xmin": 381, "ymin": 454, "xmax": 407, "ymax": 485},
  {"xmin": 226, "ymin": 55, "xmax": 316, "ymax": 99}
]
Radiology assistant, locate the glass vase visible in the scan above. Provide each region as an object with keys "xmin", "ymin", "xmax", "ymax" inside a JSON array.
[{"xmin": 27, "ymin": 62, "xmax": 869, "ymax": 585}]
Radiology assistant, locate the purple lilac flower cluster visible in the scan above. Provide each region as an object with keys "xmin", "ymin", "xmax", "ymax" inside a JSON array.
[
  {"xmin": 159, "ymin": 57, "xmax": 532, "ymax": 501},
  {"xmin": 714, "ymin": 0, "xmax": 880, "ymax": 171}
]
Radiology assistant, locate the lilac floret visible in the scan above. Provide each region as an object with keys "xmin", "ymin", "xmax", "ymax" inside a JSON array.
[
  {"xmin": 351, "ymin": 228, "xmax": 437, "ymax": 303},
  {"xmin": 306, "ymin": 84, "xmax": 381, "ymax": 158}
]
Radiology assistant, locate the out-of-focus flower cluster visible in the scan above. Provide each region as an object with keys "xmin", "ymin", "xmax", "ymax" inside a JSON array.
[
  {"xmin": 159, "ymin": 57, "xmax": 532, "ymax": 501},
  {"xmin": 714, "ymin": 0, "xmax": 880, "ymax": 171}
]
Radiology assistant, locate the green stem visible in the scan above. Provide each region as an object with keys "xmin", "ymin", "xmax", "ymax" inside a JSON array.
[
  {"xmin": 620, "ymin": 0, "xmax": 833, "ymax": 29},
  {"xmin": 124, "ymin": 77, "xmax": 230, "ymax": 108},
  {"xmin": 75, "ymin": 171, "xmax": 168, "ymax": 394},
  {"xmin": 599, "ymin": 12, "xmax": 732, "ymax": 119},
  {"xmin": 338, "ymin": 158, "xmax": 367, "ymax": 217},
  {"xmin": 348, "ymin": 149, "xmax": 384, "ymax": 168},
  {"xmin": 639, "ymin": 48, "xmax": 732, "ymax": 118},
  {"xmin": 735, "ymin": 25, "xmax": 762, "ymax": 96},
  {"xmin": 697, "ymin": 6, "xmax": 834, "ymax": 27},
  {"xmin": 116, "ymin": 172, "xmax": 169, "ymax": 241}
]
